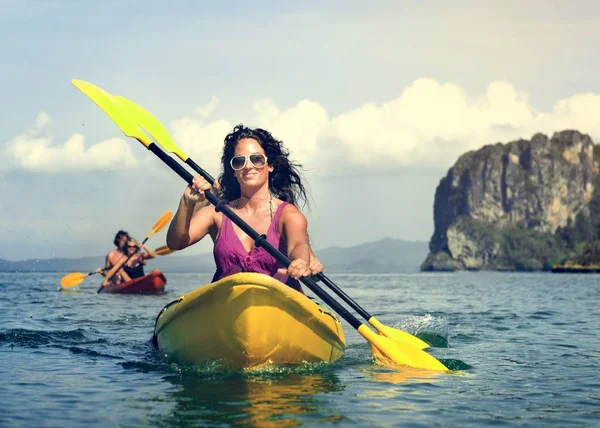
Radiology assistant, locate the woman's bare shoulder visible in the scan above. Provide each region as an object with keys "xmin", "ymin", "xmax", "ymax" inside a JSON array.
[{"xmin": 279, "ymin": 201, "xmax": 307, "ymax": 224}]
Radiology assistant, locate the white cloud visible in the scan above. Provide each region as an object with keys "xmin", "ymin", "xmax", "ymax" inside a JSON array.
[
  {"xmin": 169, "ymin": 115, "xmax": 232, "ymax": 177},
  {"xmin": 245, "ymin": 78, "xmax": 600, "ymax": 173},
  {"xmin": 167, "ymin": 97, "xmax": 330, "ymax": 175},
  {"xmin": 35, "ymin": 111, "xmax": 52, "ymax": 128},
  {"xmin": 8, "ymin": 80, "xmax": 600, "ymax": 176},
  {"xmin": 253, "ymin": 98, "xmax": 330, "ymax": 165},
  {"xmin": 194, "ymin": 96, "xmax": 220, "ymax": 118},
  {"xmin": 148, "ymin": 79, "xmax": 600, "ymax": 176},
  {"xmin": 2, "ymin": 113, "xmax": 138, "ymax": 173},
  {"xmin": 324, "ymin": 79, "xmax": 536, "ymax": 169}
]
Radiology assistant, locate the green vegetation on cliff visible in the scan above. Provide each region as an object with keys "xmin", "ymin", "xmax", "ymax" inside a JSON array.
[
  {"xmin": 476, "ymin": 219, "xmax": 565, "ymax": 271},
  {"xmin": 553, "ymin": 175, "xmax": 600, "ymax": 268},
  {"xmin": 422, "ymin": 218, "xmax": 567, "ymax": 271}
]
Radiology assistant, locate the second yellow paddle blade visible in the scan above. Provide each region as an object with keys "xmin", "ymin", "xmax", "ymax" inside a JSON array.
[
  {"xmin": 155, "ymin": 245, "xmax": 175, "ymax": 256},
  {"xmin": 114, "ymin": 95, "xmax": 189, "ymax": 162},
  {"xmin": 369, "ymin": 317, "xmax": 430, "ymax": 350},
  {"xmin": 358, "ymin": 325, "xmax": 447, "ymax": 371},
  {"xmin": 60, "ymin": 272, "xmax": 88, "ymax": 288}
]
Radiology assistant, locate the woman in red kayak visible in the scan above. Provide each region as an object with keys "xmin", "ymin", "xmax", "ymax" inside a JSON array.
[
  {"xmin": 101, "ymin": 238, "xmax": 157, "ymax": 287},
  {"xmin": 167, "ymin": 124, "xmax": 322, "ymax": 292}
]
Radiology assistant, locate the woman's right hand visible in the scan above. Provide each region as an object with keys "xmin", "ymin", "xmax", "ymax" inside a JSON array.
[
  {"xmin": 309, "ymin": 256, "xmax": 323, "ymax": 275},
  {"xmin": 183, "ymin": 175, "xmax": 213, "ymax": 205}
]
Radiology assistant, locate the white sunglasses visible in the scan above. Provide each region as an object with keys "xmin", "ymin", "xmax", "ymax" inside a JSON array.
[{"xmin": 230, "ymin": 153, "xmax": 268, "ymax": 171}]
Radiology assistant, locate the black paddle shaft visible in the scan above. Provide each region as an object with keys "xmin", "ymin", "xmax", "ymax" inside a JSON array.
[{"xmin": 145, "ymin": 143, "xmax": 363, "ymax": 329}]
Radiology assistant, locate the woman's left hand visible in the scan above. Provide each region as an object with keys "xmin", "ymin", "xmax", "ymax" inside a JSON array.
[{"xmin": 278, "ymin": 258, "xmax": 311, "ymax": 280}]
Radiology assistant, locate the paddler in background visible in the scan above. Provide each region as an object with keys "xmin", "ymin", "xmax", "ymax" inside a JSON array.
[
  {"xmin": 167, "ymin": 124, "xmax": 323, "ymax": 293},
  {"xmin": 101, "ymin": 238, "xmax": 157, "ymax": 287},
  {"xmin": 92, "ymin": 230, "xmax": 130, "ymax": 285},
  {"xmin": 121, "ymin": 238, "xmax": 157, "ymax": 279}
]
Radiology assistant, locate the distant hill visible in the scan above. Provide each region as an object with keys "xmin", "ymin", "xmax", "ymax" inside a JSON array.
[
  {"xmin": 316, "ymin": 238, "xmax": 429, "ymax": 273},
  {"xmin": 0, "ymin": 253, "xmax": 215, "ymax": 274},
  {"xmin": 0, "ymin": 238, "xmax": 428, "ymax": 274}
]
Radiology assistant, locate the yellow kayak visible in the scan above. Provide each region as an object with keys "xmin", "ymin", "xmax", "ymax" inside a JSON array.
[{"xmin": 152, "ymin": 273, "xmax": 346, "ymax": 369}]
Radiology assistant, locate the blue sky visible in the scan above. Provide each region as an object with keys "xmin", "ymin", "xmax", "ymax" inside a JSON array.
[{"xmin": 2, "ymin": 1, "xmax": 600, "ymax": 260}]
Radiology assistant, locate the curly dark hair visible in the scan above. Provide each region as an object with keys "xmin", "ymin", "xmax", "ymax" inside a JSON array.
[
  {"xmin": 113, "ymin": 230, "xmax": 129, "ymax": 247},
  {"xmin": 217, "ymin": 124, "xmax": 308, "ymax": 207}
]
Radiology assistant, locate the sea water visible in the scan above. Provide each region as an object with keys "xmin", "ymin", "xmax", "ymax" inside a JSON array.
[{"xmin": 0, "ymin": 272, "xmax": 598, "ymax": 426}]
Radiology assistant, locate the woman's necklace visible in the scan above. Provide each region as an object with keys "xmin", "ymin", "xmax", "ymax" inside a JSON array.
[{"xmin": 236, "ymin": 193, "xmax": 273, "ymax": 221}]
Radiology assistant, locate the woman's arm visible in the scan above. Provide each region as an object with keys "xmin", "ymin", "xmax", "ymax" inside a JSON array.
[
  {"xmin": 280, "ymin": 205, "xmax": 312, "ymax": 280},
  {"xmin": 167, "ymin": 177, "xmax": 216, "ymax": 250},
  {"xmin": 102, "ymin": 254, "xmax": 131, "ymax": 286},
  {"xmin": 100, "ymin": 255, "xmax": 112, "ymax": 277},
  {"xmin": 141, "ymin": 244, "xmax": 156, "ymax": 260},
  {"xmin": 167, "ymin": 196, "xmax": 216, "ymax": 250}
]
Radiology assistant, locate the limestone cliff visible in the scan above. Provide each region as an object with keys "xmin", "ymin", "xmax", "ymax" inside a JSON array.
[{"xmin": 422, "ymin": 130, "xmax": 600, "ymax": 271}]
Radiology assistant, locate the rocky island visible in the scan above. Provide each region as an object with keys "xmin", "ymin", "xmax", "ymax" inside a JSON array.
[{"xmin": 422, "ymin": 130, "xmax": 600, "ymax": 271}]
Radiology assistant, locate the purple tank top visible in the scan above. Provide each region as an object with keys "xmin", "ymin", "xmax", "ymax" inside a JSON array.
[{"xmin": 212, "ymin": 201, "xmax": 303, "ymax": 293}]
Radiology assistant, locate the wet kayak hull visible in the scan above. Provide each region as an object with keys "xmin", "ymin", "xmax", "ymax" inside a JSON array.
[{"xmin": 153, "ymin": 273, "xmax": 345, "ymax": 369}]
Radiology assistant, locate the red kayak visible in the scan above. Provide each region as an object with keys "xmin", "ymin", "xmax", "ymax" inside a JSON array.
[{"xmin": 102, "ymin": 269, "xmax": 167, "ymax": 294}]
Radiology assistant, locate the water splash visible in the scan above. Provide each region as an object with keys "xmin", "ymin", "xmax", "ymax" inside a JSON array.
[{"xmin": 393, "ymin": 313, "xmax": 450, "ymax": 347}]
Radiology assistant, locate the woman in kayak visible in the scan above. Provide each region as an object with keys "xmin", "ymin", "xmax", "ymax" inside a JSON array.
[
  {"xmin": 167, "ymin": 124, "xmax": 322, "ymax": 292},
  {"xmin": 101, "ymin": 238, "xmax": 157, "ymax": 286},
  {"xmin": 122, "ymin": 238, "xmax": 157, "ymax": 279}
]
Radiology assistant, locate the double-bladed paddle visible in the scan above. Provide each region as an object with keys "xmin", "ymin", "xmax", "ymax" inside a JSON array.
[{"xmin": 71, "ymin": 79, "xmax": 446, "ymax": 370}]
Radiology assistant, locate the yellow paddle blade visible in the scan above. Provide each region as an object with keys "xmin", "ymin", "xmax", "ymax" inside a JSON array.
[
  {"xmin": 155, "ymin": 245, "xmax": 175, "ymax": 256},
  {"xmin": 114, "ymin": 95, "xmax": 190, "ymax": 162},
  {"xmin": 60, "ymin": 272, "xmax": 89, "ymax": 288},
  {"xmin": 147, "ymin": 211, "xmax": 173, "ymax": 239},
  {"xmin": 358, "ymin": 324, "xmax": 447, "ymax": 371},
  {"xmin": 71, "ymin": 80, "xmax": 152, "ymax": 147},
  {"xmin": 368, "ymin": 317, "xmax": 430, "ymax": 350}
]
